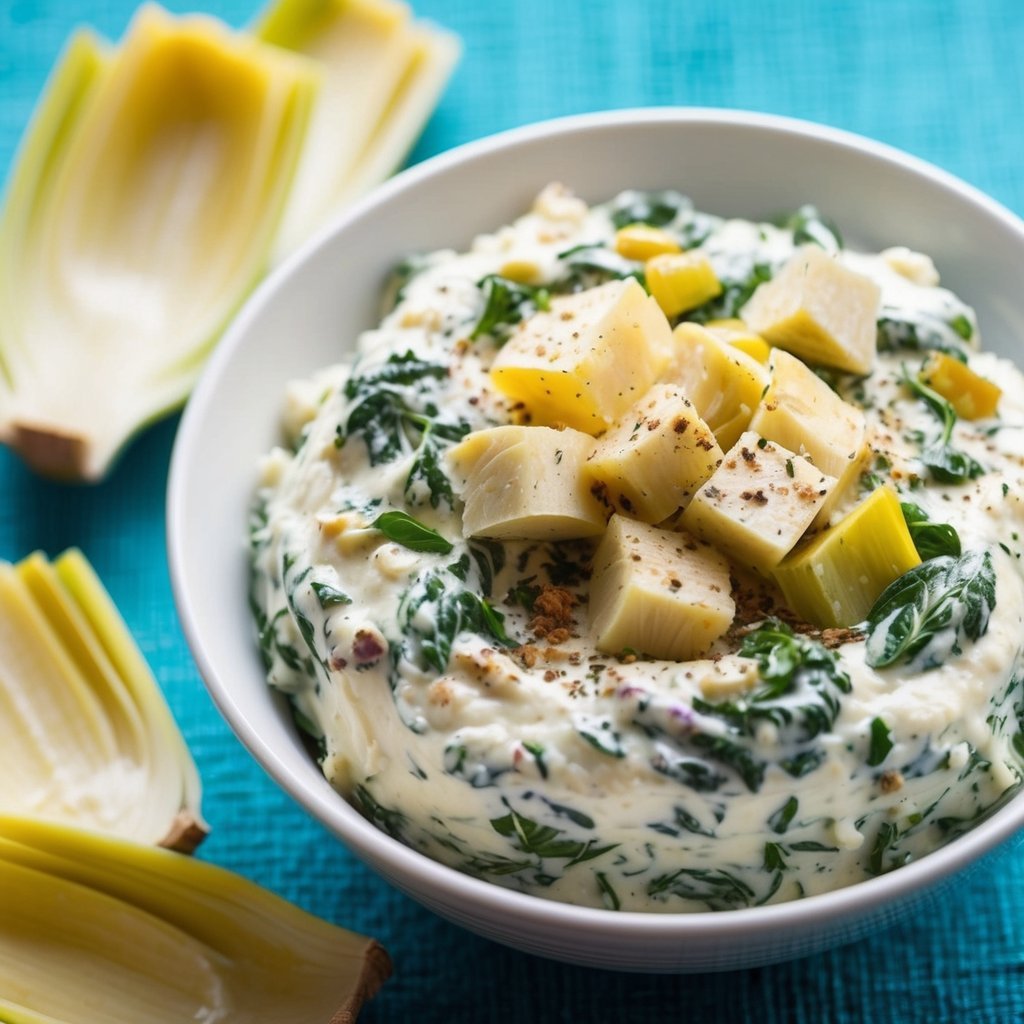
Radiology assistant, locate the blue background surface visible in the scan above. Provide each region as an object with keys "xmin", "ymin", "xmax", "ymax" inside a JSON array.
[{"xmin": 3, "ymin": 1, "xmax": 1024, "ymax": 1020}]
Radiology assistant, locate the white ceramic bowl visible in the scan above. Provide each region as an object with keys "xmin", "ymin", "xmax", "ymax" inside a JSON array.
[{"xmin": 168, "ymin": 108, "xmax": 1024, "ymax": 972}]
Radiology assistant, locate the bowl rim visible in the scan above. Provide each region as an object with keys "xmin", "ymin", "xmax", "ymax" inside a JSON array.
[{"xmin": 168, "ymin": 105, "xmax": 1024, "ymax": 942}]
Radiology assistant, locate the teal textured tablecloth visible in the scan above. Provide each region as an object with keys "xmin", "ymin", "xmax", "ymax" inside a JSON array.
[{"xmin": 3, "ymin": 1, "xmax": 1024, "ymax": 1020}]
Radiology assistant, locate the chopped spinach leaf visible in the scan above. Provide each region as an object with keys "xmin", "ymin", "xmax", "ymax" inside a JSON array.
[
  {"xmin": 763, "ymin": 842, "xmax": 789, "ymax": 872},
  {"xmin": 595, "ymin": 871, "xmax": 622, "ymax": 911},
  {"xmin": 902, "ymin": 366, "xmax": 985, "ymax": 483},
  {"xmin": 867, "ymin": 716, "xmax": 893, "ymax": 766},
  {"xmin": 767, "ymin": 796, "xmax": 799, "ymax": 835},
  {"xmin": 900, "ymin": 502, "xmax": 962, "ymax": 560},
  {"xmin": 373, "ymin": 510, "xmax": 453, "ymax": 553},
  {"xmin": 865, "ymin": 549, "xmax": 996, "ymax": 670},
  {"xmin": 470, "ymin": 274, "xmax": 550, "ymax": 341},
  {"xmin": 775, "ymin": 204, "xmax": 843, "ymax": 252},
  {"xmin": 310, "ymin": 581, "xmax": 352, "ymax": 608},
  {"xmin": 398, "ymin": 566, "xmax": 514, "ymax": 674},
  {"xmin": 878, "ymin": 309, "xmax": 974, "ymax": 357},
  {"xmin": 685, "ymin": 261, "xmax": 772, "ymax": 324},
  {"xmin": 555, "ymin": 243, "xmax": 645, "ymax": 288},
  {"xmin": 647, "ymin": 866, "xmax": 757, "ymax": 910},
  {"xmin": 609, "ymin": 188, "xmax": 691, "ymax": 229},
  {"xmin": 339, "ymin": 351, "xmax": 469, "ymax": 507},
  {"xmin": 490, "ymin": 802, "xmax": 617, "ymax": 866}
]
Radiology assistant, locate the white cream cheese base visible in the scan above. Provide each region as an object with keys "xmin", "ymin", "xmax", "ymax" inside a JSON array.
[{"xmin": 250, "ymin": 188, "xmax": 1024, "ymax": 912}]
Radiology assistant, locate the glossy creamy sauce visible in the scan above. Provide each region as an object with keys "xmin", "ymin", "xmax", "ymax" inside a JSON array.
[{"xmin": 250, "ymin": 186, "xmax": 1024, "ymax": 912}]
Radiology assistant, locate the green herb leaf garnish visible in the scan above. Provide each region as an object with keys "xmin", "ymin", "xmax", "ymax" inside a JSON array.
[{"xmin": 372, "ymin": 511, "xmax": 453, "ymax": 554}]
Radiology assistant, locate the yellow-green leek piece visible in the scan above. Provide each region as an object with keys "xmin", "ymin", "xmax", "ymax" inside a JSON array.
[
  {"xmin": 0, "ymin": 816, "xmax": 391, "ymax": 1023},
  {"xmin": 0, "ymin": 548, "xmax": 207, "ymax": 851},
  {"xmin": 255, "ymin": 0, "xmax": 461, "ymax": 261},
  {"xmin": 0, "ymin": 5, "xmax": 318, "ymax": 480},
  {"xmin": 772, "ymin": 485, "xmax": 922, "ymax": 628}
]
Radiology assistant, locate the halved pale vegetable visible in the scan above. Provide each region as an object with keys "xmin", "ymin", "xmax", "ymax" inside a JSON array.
[
  {"xmin": 0, "ymin": 549, "xmax": 206, "ymax": 850},
  {"xmin": 681, "ymin": 430, "xmax": 836, "ymax": 573},
  {"xmin": 0, "ymin": 816, "xmax": 390, "ymax": 1024},
  {"xmin": 918, "ymin": 350, "xmax": 1001, "ymax": 420},
  {"xmin": 667, "ymin": 322, "xmax": 769, "ymax": 451},
  {"xmin": 490, "ymin": 278, "xmax": 673, "ymax": 433},
  {"xmin": 590, "ymin": 515, "xmax": 734, "ymax": 660},
  {"xmin": 256, "ymin": 0, "xmax": 460, "ymax": 260},
  {"xmin": 772, "ymin": 485, "xmax": 921, "ymax": 627},
  {"xmin": 741, "ymin": 245, "xmax": 881, "ymax": 373},
  {"xmin": 448, "ymin": 425, "xmax": 607, "ymax": 539},
  {"xmin": 586, "ymin": 383, "xmax": 723, "ymax": 523},
  {"xmin": 645, "ymin": 251, "xmax": 722, "ymax": 318},
  {"xmin": 749, "ymin": 347, "xmax": 867, "ymax": 523},
  {"xmin": 0, "ymin": 6, "xmax": 318, "ymax": 480}
]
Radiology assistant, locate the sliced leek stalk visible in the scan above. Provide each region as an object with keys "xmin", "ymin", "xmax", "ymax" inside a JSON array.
[
  {"xmin": 256, "ymin": 0, "xmax": 461, "ymax": 261},
  {"xmin": 772, "ymin": 485, "xmax": 922, "ymax": 628},
  {"xmin": 0, "ymin": 816, "xmax": 391, "ymax": 1024},
  {"xmin": 0, "ymin": 548, "xmax": 207, "ymax": 851},
  {"xmin": 0, "ymin": 5, "xmax": 318, "ymax": 480}
]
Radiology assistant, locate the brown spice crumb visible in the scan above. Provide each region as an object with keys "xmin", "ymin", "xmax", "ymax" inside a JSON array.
[
  {"xmin": 879, "ymin": 770, "xmax": 904, "ymax": 794},
  {"xmin": 528, "ymin": 585, "xmax": 577, "ymax": 639}
]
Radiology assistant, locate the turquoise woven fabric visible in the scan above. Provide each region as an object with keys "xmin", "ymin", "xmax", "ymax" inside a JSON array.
[{"xmin": 3, "ymin": 1, "xmax": 1024, "ymax": 1020}]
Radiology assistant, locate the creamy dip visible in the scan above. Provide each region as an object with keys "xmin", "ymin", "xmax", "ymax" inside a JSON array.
[{"xmin": 250, "ymin": 185, "xmax": 1024, "ymax": 912}]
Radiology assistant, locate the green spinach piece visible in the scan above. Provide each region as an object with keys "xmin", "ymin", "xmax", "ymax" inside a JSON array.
[
  {"xmin": 340, "ymin": 351, "xmax": 469, "ymax": 507},
  {"xmin": 902, "ymin": 366, "xmax": 985, "ymax": 483},
  {"xmin": 555, "ymin": 243, "xmax": 646, "ymax": 288},
  {"xmin": 867, "ymin": 716, "xmax": 893, "ymax": 766},
  {"xmin": 310, "ymin": 581, "xmax": 352, "ymax": 608},
  {"xmin": 877, "ymin": 309, "xmax": 974, "ymax": 357},
  {"xmin": 470, "ymin": 274, "xmax": 550, "ymax": 341},
  {"xmin": 398, "ymin": 567, "xmax": 514, "ymax": 673},
  {"xmin": 609, "ymin": 188, "xmax": 690, "ymax": 229},
  {"xmin": 685, "ymin": 261, "xmax": 773, "ymax": 324},
  {"xmin": 775, "ymin": 204, "xmax": 843, "ymax": 252},
  {"xmin": 900, "ymin": 502, "xmax": 962, "ymax": 560},
  {"xmin": 865, "ymin": 549, "xmax": 996, "ymax": 670},
  {"xmin": 373, "ymin": 510, "xmax": 453, "ymax": 554},
  {"xmin": 696, "ymin": 620, "xmax": 852, "ymax": 741},
  {"xmin": 490, "ymin": 802, "xmax": 617, "ymax": 866}
]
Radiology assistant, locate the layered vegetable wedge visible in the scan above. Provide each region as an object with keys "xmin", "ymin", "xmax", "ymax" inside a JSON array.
[
  {"xmin": 0, "ymin": 0, "xmax": 458, "ymax": 480},
  {"xmin": 0, "ymin": 816, "xmax": 391, "ymax": 1023},
  {"xmin": 0, "ymin": 548, "xmax": 206, "ymax": 850}
]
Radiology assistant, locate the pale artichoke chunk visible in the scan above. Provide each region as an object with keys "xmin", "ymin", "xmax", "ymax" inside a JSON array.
[
  {"xmin": 448, "ymin": 425, "xmax": 606, "ymax": 539},
  {"xmin": 749, "ymin": 347, "xmax": 868, "ymax": 522},
  {"xmin": 741, "ymin": 245, "xmax": 881, "ymax": 373},
  {"xmin": 589, "ymin": 515, "xmax": 734, "ymax": 660},
  {"xmin": 586, "ymin": 383, "xmax": 723, "ymax": 524},
  {"xmin": 681, "ymin": 430, "xmax": 837, "ymax": 573},
  {"xmin": 665, "ymin": 323, "xmax": 769, "ymax": 452},
  {"xmin": 489, "ymin": 278, "xmax": 673, "ymax": 434},
  {"xmin": 772, "ymin": 485, "xmax": 921, "ymax": 628}
]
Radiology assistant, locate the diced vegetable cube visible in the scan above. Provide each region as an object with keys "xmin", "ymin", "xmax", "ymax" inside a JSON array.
[
  {"xmin": 489, "ymin": 278, "xmax": 673, "ymax": 433},
  {"xmin": 448, "ymin": 425, "xmax": 607, "ymax": 539},
  {"xmin": 918, "ymin": 351, "xmax": 1001, "ymax": 420},
  {"xmin": 589, "ymin": 515, "xmax": 734, "ymax": 660},
  {"xmin": 772, "ymin": 485, "xmax": 922, "ymax": 627},
  {"xmin": 666, "ymin": 323, "xmax": 769, "ymax": 452},
  {"xmin": 645, "ymin": 251, "xmax": 722, "ymax": 318},
  {"xmin": 741, "ymin": 245, "xmax": 880, "ymax": 373},
  {"xmin": 680, "ymin": 431, "xmax": 836, "ymax": 573},
  {"xmin": 586, "ymin": 384, "xmax": 723, "ymax": 523}
]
